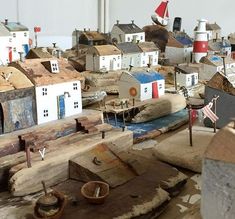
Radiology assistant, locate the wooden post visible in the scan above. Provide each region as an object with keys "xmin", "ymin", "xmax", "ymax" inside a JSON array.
[
  {"xmin": 174, "ymin": 70, "xmax": 177, "ymax": 92},
  {"xmin": 132, "ymin": 98, "xmax": 135, "ymax": 107},
  {"xmin": 101, "ymin": 131, "xmax": 105, "ymax": 139},
  {"xmin": 105, "ymin": 112, "xmax": 109, "ymax": 124},
  {"xmin": 213, "ymin": 95, "xmax": 217, "ymax": 133},
  {"xmin": 188, "ymin": 104, "xmax": 193, "ymax": 147},
  {"xmin": 26, "ymin": 146, "xmax": 31, "ymax": 168},
  {"xmin": 122, "ymin": 111, "xmax": 126, "ymax": 127},
  {"xmin": 114, "ymin": 113, "xmax": 118, "ymax": 126}
]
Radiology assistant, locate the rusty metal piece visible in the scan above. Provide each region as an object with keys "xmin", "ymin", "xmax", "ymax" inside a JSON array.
[{"xmin": 93, "ymin": 157, "xmax": 102, "ymax": 166}]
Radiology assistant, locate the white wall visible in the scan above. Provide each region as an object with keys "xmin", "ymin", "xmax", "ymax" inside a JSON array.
[{"xmin": 1, "ymin": 0, "xmax": 234, "ymax": 49}]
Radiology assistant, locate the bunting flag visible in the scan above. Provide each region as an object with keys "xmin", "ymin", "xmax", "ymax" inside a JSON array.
[
  {"xmin": 202, "ymin": 102, "xmax": 218, "ymax": 123},
  {"xmin": 34, "ymin": 26, "xmax": 41, "ymax": 33}
]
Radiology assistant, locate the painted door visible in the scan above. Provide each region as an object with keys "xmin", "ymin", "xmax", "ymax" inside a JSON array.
[
  {"xmin": 57, "ymin": 95, "xmax": 65, "ymax": 119},
  {"xmin": 8, "ymin": 47, "xmax": 12, "ymax": 63},
  {"xmin": 23, "ymin": 44, "xmax": 29, "ymax": 55},
  {"xmin": 152, "ymin": 82, "xmax": 159, "ymax": 98},
  {"xmin": 191, "ymin": 75, "xmax": 195, "ymax": 86}
]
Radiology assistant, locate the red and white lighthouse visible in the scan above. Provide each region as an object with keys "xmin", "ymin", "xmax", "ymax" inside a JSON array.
[{"xmin": 193, "ymin": 19, "xmax": 208, "ymax": 63}]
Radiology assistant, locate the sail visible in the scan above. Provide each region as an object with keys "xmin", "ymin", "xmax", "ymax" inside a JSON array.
[{"xmin": 155, "ymin": 0, "xmax": 169, "ymax": 19}]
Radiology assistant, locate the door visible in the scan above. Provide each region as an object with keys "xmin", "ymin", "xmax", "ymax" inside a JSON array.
[
  {"xmin": 57, "ymin": 95, "xmax": 65, "ymax": 119},
  {"xmin": 23, "ymin": 44, "xmax": 29, "ymax": 55},
  {"xmin": 152, "ymin": 82, "xmax": 159, "ymax": 98},
  {"xmin": 148, "ymin": 55, "xmax": 153, "ymax": 66},
  {"xmin": 191, "ymin": 75, "xmax": 195, "ymax": 86},
  {"xmin": 8, "ymin": 47, "xmax": 12, "ymax": 63},
  {"xmin": 110, "ymin": 59, "xmax": 114, "ymax": 70}
]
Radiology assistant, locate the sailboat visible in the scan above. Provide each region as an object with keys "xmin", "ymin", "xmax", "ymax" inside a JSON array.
[{"xmin": 151, "ymin": 0, "xmax": 169, "ymax": 26}]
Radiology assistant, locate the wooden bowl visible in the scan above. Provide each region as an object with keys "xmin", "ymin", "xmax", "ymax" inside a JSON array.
[{"xmin": 81, "ymin": 181, "xmax": 109, "ymax": 204}]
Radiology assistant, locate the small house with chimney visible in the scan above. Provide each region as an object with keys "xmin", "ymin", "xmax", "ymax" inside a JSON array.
[
  {"xmin": 116, "ymin": 42, "xmax": 142, "ymax": 69},
  {"xmin": 204, "ymin": 70, "xmax": 235, "ymax": 128},
  {"xmin": 86, "ymin": 45, "xmax": 122, "ymax": 72},
  {"xmin": 26, "ymin": 47, "xmax": 53, "ymax": 59},
  {"xmin": 3, "ymin": 20, "xmax": 29, "ymax": 62},
  {"xmin": 175, "ymin": 64, "xmax": 199, "ymax": 88},
  {"xmin": 137, "ymin": 42, "xmax": 159, "ymax": 67},
  {"xmin": 79, "ymin": 30, "xmax": 107, "ymax": 46},
  {"xmin": 0, "ymin": 22, "xmax": 12, "ymax": 65},
  {"xmin": 165, "ymin": 32, "xmax": 193, "ymax": 64},
  {"xmin": 111, "ymin": 20, "xmax": 145, "ymax": 44},
  {"xmin": 0, "ymin": 66, "xmax": 35, "ymax": 134},
  {"xmin": 12, "ymin": 58, "xmax": 84, "ymax": 125},
  {"xmin": 208, "ymin": 38, "xmax": 231, "ymax": 56},
  {"xmin": 200, "ymin": 55, "xmax": 235, "ymax": 80},
  {"xmin": 119, "ymin": 71, "xmax": 165, "ymax": 101}
]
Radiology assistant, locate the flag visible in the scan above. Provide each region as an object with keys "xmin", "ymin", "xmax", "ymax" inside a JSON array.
[
  {"xmin": 34, "ymin": 26, "xmax": 41, "ymax": 33},
  {"xmin": 202, "ymin": 102, "xmax": 218, "ymax": 123}
]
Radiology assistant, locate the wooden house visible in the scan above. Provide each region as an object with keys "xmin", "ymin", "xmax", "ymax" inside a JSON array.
[
  {"xmin": 119, "ymin": 71, "xmax": 165, "ymax": 101},
  {"xmin": 116, "ymin": 42, "xmax": 142, "ymax": 69},
  {"xmin": 204, "ymin": 70, "xmax": 235, "ymax": 128},
  {"xmin": 0, "ymin": 66, "xmax": 35, "ymax": 134},
  {"xmin": 25, "ymin": 47, "xmax": 53, "ymax": 59},
  {"xmin": 111, "ymin": 20, "xmax": 145, "ymax": 44},
  {"xmin": 137, "ymin": 42, "xmax": 159, "ymax": 67},
  {"xmin": 200, "ymin": 55, "xmax": 235, "ymax": 80},
  {"xmin": 12, "ymin": 58, "xmax": 84, "ymax": 125},
  {"xmin": 79, "ymin": 30, "xmax": 107, "ymax": 46},
  {"xmin": 165, "ymin": 32, "xmax": 193, "ymax": 64},
  {"xmin": 175, "ymin": 64, "xmax": 199, "ymax": 88},
  {"xmin": 194, "ymin": 22, "xmax": 221, "ymax": 40},
  {"xmin": 86, "ymin": 45, "xmax": 121, "ymax": 72},
  {"xmin": 208, "ymin": 38, "xmax": 231, "ymax": 56},
  {"xmin": 4, "ymin": 20, "xmax": 29, "ymax": 61},
  {"xmin": 0, "ymin": 22, "xmax": 11, "ymax": 65}
]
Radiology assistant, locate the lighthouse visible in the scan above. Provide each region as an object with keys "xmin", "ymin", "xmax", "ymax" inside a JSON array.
[{"xmin": 193, "ymin": 19, "xmax": 208, "ymax": 63}]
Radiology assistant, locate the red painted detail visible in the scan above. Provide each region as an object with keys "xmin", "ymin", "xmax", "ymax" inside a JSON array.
[
  {"xmin": 155, "ymin": 1, "xmax": 169, "ymax": 18},
  {"xmin": 34, "ymin": 26, "xmax": 41, "ymax": 33},
  {"xmin": 231, "ymin": 51, "xmax": 235, "ymax": 60},
  {"xmin": 193, "ymin": 41, "xmax": 208, "ymax": 53},
  {"xmin": 191, "ymin": 109, "xmax": 197, "ymax": 124},
  {"xmin": 152, "ymin": 82, "xmax": 159, "ymax": 98},
  {"xmin": 8, "ymin": 47, "xmax": 12, "ymax": 62}
]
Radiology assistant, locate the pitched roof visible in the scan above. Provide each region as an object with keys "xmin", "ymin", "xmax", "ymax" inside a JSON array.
[
  {"xmin": 26, "ymin": 48, "xmax": 53, "ymax": 59},
  {"xmin": 228, "ymin": 33, "xmax": 235, "ymax": 44},
  {"xmin": 200, "ymin": 55, "xmax": 235, "ymax": 66},
  {"xmin": 87, "ymin": 45, "xmax": 121, "ymax": 56},
  {"xmin": 194, "ymin": 22, "xmax": 221, "ymax": 31},
  {"xmin": 166, "ymin": 35, "xmax": 184, "ymax": 48},
  {"xmin": 137, "ymin": 42, "xmax": 160, "ymax": 52},
  {"xmin": 0, "ymin": 66, "xmax": 33, "ymax": 92},
  {"xmin": 4, "ymin": 22, "xmax": 28, "ymax": 32},
  {"xmin": 0, "ymin": 22, "xmax": 10, "ymax": 37},
  {"xmin": 208, "ymin": 39, "xmax": 231, "ymax": 51},
  {"xmin": 116, "ymin": 42, "xmax": 142, "ymax": 54},
  {"xmin": 80, "ymin": 31, "xmax": 106, "ymax": 41},
  {"xmin": 11, "ymin": 58, "xmax": 84, "ymax": 86},
  {"xmin": 114, "ymin": 23, "xmax": 143, "ymax": 34},
  {"xmin": 132, "ymin": 71, "xmax": 164, "ymax": 83},
  {"xmin": 175, "ymin": 65, "xmax": 198, "ymax": 74}
]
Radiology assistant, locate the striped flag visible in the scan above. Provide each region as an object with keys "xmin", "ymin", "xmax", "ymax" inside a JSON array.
[{"xmin": 202, "ymin": 102, "xmax": 218, "ymax": 123}]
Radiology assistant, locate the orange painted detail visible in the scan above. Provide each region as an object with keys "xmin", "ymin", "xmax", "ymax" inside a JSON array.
[
  {"xmin": 152, "ymin": 82, "xmax": 159, "ymax": 98},
  {"xmin": 129, "ymin": 87, "xmax": 137, "ymax": 97}
]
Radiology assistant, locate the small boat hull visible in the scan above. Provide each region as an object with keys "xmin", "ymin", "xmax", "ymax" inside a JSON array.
[{"xmin": 151, "ymin": 14, "xmax": 168, "ymax": 26}]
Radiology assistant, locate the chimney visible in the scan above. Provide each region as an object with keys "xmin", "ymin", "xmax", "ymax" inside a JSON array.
[
  {"xmin": 84, "ymin": 28, "xmax": 86, "ymax": 32},
  {"xmin": 5, "ymin": 19, "xmax": 8, "ymax": 25},
  {"xmin": 18, "ymin": 52, "xmax": 25, "ymax": 62},
  {"xmin": 131, "ymin": 20, "xmax": 134, "ymax": 24},
  {"xmin": 116, "ymin": 20, "xmax": 119, "ymax": 25}
]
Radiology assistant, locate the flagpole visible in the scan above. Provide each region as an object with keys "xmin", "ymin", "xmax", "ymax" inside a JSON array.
[{"xmin": 188, "ymin": 104, "xmax": 193, "ymax": 146}]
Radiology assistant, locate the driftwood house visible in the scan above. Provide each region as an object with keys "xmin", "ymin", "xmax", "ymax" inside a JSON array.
[
  {"xmin": 119, "ymin": 71, "xmax": 165, "ymax": 101},
  {"xmin": 0, "ymin": 22, "xmax": 11, "ymax": 65},
  {"xmin": 111, "ymin": 20, "xmax": 145, "ymax": 44},
  {"xmin": 137, "ymin": 42, "xmax": 159, "ymax": 67},
  {"xmin": 25, "ymin": 47, "xmax": 53, "ymax": 59},
  {"xmin": 116, "ymin": 42, "xmax": 142, "ymax": 69},
  {"xmin": 204, "ymin": 70, "xmax": 235, "ymax": 128},
  {"xmin": 165, "ymin": 32, "xmax": 193, "ymax": 64},
  {"xmin": 200, "ymin": 55, "xmax": 235, "ymax": 80},
  {"xmin": 86, "ymin": 45, "xmax": 122, "ymax": 72},
  {"xmin": 0, "ymin": 66, "xmax": 35, "ymax": 134},
  {"xmin": 12, "ymin": 58, "xmax": 84, "ymax": 125},
  {"xmin": 79, "ymin": 30, "xmax": 107, "ymax": 46},
  {"xmin": 208, "ymin": 38, "xmax": 231, "ymax": 56}
]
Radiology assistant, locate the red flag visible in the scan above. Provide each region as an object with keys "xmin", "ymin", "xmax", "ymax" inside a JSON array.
[{"xmin": 34, "ymin": 26, "xmax": 41, "ymax": 33}]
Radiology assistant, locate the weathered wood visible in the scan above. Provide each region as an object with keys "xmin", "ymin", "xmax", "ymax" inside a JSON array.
[{"xmin": 9, "ymin": 129, "xmax": 133, "ymax": 196}]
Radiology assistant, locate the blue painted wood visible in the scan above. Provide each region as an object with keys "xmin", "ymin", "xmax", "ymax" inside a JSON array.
[
  {"xmin": 58, "ymin": 95, "xmax": 65, "ymax": 119},
  {"xmin": 23, "ymin": 44, "xmax": 29, "ymax": 55}
]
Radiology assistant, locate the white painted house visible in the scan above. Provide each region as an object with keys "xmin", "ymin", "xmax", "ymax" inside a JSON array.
[
  {"xmin": 137, "ymin": 42, "xmax": 159, "ymax": 67},
  {"xmin": 208, "ymin": 38, "xmax": 231, "ymax": 56},
  {"xmin": 119, "ymin": 71, "xmax": 165, "ymax": 101},
  {"xmin": 111, "ymin": 20, "xmax": 145, "ymax": 44},
  {"xmin": 4, "ymin": 20, "xmax": 29, "ymax": 62},
  {"xmin": 12, "ymin": 58, "xmax": 84, "ymax": 125},
  {"xmin": 200, "ymin": 55, "xmax": 235, "ymax": 80},
  {"xmin": 116, "ymin": 42, "xmax": 142, "ymax": 69},
  {"xmin": 175, "ymin": 65, "xmax": 199, "ymax": 88},
  {"xmin": 86, "ymin": 45, "xmax": 122, "ymax": 72},
  {"xmin": 0, "ymin": 22, "xmax": 12, "ymax": 65},
  {"xmin": 165, "ymin": 32, "xmax": 193, "ymax": 64}
]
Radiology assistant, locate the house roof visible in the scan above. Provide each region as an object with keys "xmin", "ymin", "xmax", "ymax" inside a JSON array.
[
  {"xmin": 0, "ymin": 66, "xmax": 33, "ymax": 92},
  {"xmin": 87, "ymin": 45, "xmax": 121, "ymax": 56},
  {"xmin": 208, "ymin": 39, "xmax": 231, "ymax": 51},
  {"xmin": 200, "ymin": 55, "xmax": 235, "ymax": 66},
  {"xmin": 114, "ymin": 23, "xmax": 143, "ymax": 34},
  {"xmin": 132, "ymin": 71, "xmax": 164, "ymax": 83},
  {"xmin": 0, "ymin": 22, "xmax": 11, "ymax": 37},
  {"xmin": 80, "ymin": 31, "xmax": 106, "ymax": 41},
  {"xmin": 175, "ymin": 65, "xmax": 198, "ymax": 74},
  {"xmin": 194, "ymin": 22, "xmax": 221, "ymax": 31},
  {"xmin": 167, "ymin": 31, "xmax": 193, "ymax": 47},
  {"xmin": 166, "ymin": 35, "xmax": 184, "ymax": 48},
  {"xmin": 116, "ymin": 42, "xmax": 142, "ymax": 54},
  {"xmin": 11, "ymin": 58, "xmax": 84, "ymax": 86},
  {"xmin": 137, "ymin": 42, "xmax": 160, "ymax": 52},
  {"xmin": 26, "ymin": 48, "xmax": 53, "ymax": 59},
  {"xmin": 175, "ymin": 36, "xmax": 193, "ymax": 46},
  {"xmin": 4, "ymin": 22, "xmax": 28, "ymax": 32},
  {"xmin": 228, "ymin": 33, "xmax": 235, "ymax": 44}
]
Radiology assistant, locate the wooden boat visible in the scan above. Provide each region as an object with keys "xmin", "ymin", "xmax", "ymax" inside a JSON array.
[
  {"xmin": 34, "ymin": 182, "xmax": 67, "ymax": 219},
  {"xmin": 151, "ymin": 0, "xmax": 169, "ymax": 26}
]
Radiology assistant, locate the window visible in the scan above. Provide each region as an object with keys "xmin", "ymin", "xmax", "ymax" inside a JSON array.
[
  {"xmin": 127, "ymin": 37, "xmax": 130, "ymax": 42},
  {"xmin": 118, "ymin": 56, "xmax": 120, "ymax": 59},
  {"xmin": 13, "ymin": 33, "xmax": 16, "ymax": 37},
  {"xmin": 154, "ymin": 59, "xmax": 157, "ymax": 62},
  {"xmin": 102, "ymin": 57, "xmax": 105, "ymax": 60},
  {"xmin": 43, "ymin": 110, "xmax": 49, "ymax": 117},
  {"xmin": 74, "ymin": 102, "xmax": 79, "ymax": 109},
  {"xmin": 52, "ymin": 63, "xmax": 58, "ymax": 72},
  {"xmin": 143, "ymin": 61, "xmax": 145, "ymax": 64},
  {"xmin": 73, "ymin": 83, "xmax": 78, "ymax": 90},
  {"xmin": 140, "ymin": 36, "xmax": 143, "ymax": 40},
  {"xmin": 188, "ymin": 77, "xmax": 190, "ymax": 81},
  {"xmin": 49, "ymin": 60, "xmax": 59, "ymax": 73},
  {"xmin": 159, "ymin": 84, "xmax": 163, "ymax": 89},
  {"xmin": 42, "ymin": 87, "xmax": 47, "ymax": 96},
  {"xmin": 9, "ymin": 38, "xmax": 12, "ymax": 42},
  {"xmin": 13, "ymin": 47, "xmax": 16, "ymax": 52},
  {"xmin": 24, "ymin": 32, "xmax": 27, "ymax": 37},
  {"xmin": 117, "ymin": 63, "xmax": 120, "ymax": 67},
  {"xmin": 144, "ymin": 87, "xmax": 148, "ymax": 93}
]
